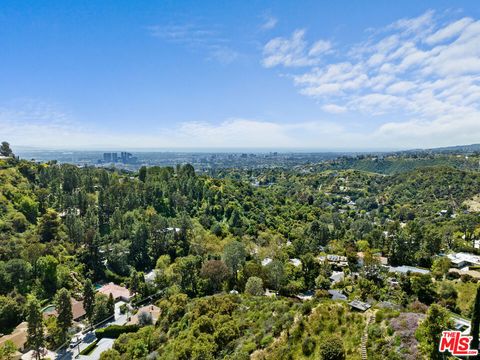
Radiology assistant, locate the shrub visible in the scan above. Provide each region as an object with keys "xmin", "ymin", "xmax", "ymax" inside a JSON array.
[
  {"xmin": 302, "ymin": 337, "xmax": 316, "ymax": 356},
  {"xmin": 80, "ymin": 340, "xmax": 99, "ymax": 355},
  {"xmin": 318, "ymin": 335, "xmax": 345, "ymax": 360},
  {"xmin": 446, "ymin": 271, "xmax": 460, "ymax": 280},
  {"xmin": 260, "ymin": 335, "xmax": 273, "ymax": 347},
  {"xmin": 245, "ymin": 277, "xmax": 264, "ymax": 296}
]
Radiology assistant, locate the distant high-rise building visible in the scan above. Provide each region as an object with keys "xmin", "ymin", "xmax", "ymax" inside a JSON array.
[
  {"xmin": 103, "ymin": 153, "xmax": 112, "ymax": 162},
  {"xmin": 121, "ymin": 152, "xmax": 133, "ymax": 163},
  {"xmin": 112, "ymin": 153, "xmax": 118, "ymax": 162}
]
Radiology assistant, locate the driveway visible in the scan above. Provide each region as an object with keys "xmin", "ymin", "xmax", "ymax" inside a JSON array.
[{"xmin": 77, "ymin": 338, "xmax": 115, "ymax": 360}]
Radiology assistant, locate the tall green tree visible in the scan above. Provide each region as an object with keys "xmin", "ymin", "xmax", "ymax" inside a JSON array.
[
  {"xmin": 26, "ymin": 295, "xmax": 45, "ymax": 360},
  {"xmin": 0, "ymin": 141, "xmax": 13, "ymax": 157},
  {"xmin": 55, "ymin": 288, "xmax": 73, "ymax": 344},
  {"xmin": 83, "ymin": 279, "xmax": 95, "ymax": 325},
  {"xmin": 222, "ymin": 241, "xmax": 246, "ymax": 284},
  {"xmin": 416, "ymin": 304, "xmax": 453, "ymax": 360},
  {"xmin": 107, "ymin": 293, "xmax": 115, "ymax": 317},
  {"xmin": 471, "ymin": 285, "xmax": 480, "ymax": 353}
]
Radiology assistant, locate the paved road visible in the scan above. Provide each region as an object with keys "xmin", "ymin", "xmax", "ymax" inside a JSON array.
[
  {"xmin": 55, "ymin": 302, "xmax": 128, "ymax": 360},
  {"xmin": 78, "ymin": 339, "xmax": 114, "ymax": 360}
]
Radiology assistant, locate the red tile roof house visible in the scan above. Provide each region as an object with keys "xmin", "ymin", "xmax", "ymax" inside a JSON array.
[{"xmin": 97, "ymin": 282, "xmax": 133, "ymax": 302}]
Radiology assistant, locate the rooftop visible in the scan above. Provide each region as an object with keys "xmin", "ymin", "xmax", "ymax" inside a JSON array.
[
  {"xmin": 348, "ymin": 300, "xmax": 371, "ymax": 312},
  {"xmin": 447, "ymin": 252, "xmax": 480, "ymax": 266},
  {"xmin": 0, "ymin": 322, "xmax": 28, "ymax": 351},
  {"xmin": 97, "ymin": 282, "xmax": 132, "ymax": 301},
  {"xmin": 388, "ymin": 265, "xmax": 430, "ymax": 275}
]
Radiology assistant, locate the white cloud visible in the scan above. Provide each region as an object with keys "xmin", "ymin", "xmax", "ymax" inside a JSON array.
[
  {"xmin": 261, "ymin": 15, "xmax": 278, "ymax": 30},
  {"xmin": 322, "ymin": 104, "xmax": 347, "ymax": 114},
  {"xmin": 148, "ymin": 23, "xmax": 238, "ymax": 64},
  {"xmin": 262, "ymin": 29, "xmax": 331, "ymax": 68},
  {"xmin": 425, "ymin": 17, "xmax": 474, "ymax": 44},
  {"xmin": 263, "ymin": 10, "xmax": 480, "ymax": 148}
]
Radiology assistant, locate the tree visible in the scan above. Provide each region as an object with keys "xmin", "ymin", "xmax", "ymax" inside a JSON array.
[
  {"xmin": 36, "ymin": 255, "xmax": 58, "ymax": 296},
  {"xmin": 222, "ymin": 241, "xmax": 246, "ymax": 284},
  {"xmin": 245, "ymin": 277, "xmax": 264, "ymax": 296},
  {"xmin": 265, "ymin": 260, "xmax": 285, "ymax": 291},
  {"xmin": 318, "ymin": 335, "xmax": 345, "ymax": 360},
  {"xmin": 99, "ymin": 349, "xmax": 121, "ymax": 360},
  {"xmin": 83, "ymin": 279, "xmax": 95, "ymax": 325},
  {"xmin": 92, "ymin": 293, "xmax": 112, "ymax": 324},
  {"xmin": 0, "ymin": 340, "xmax": 17, "ymax": 360},
  {"xmin": 431, "ymin": 257, "xmax": 451, "ymax": 280},
  {"xmin": 137, "ymin": 311, "xmax": 153, "ymax": 326},
  {"xmin": 138, "ymin": 166, "xmax": 147, "ymax": 182},
  {"xmin": 0, "ymin": 142, "xmax": 13, "ymax": 157},
  {"xmin": 410, "ymin": 274, "xmax": 436, "ymax": 305},
  {"xmin": 55, "ymin": 288, "xmax": 73, "ymax": 344},
  {"xmin": 26, "ymin": 295, "xmax": 45, "ymax": 360},
  {"xmin": 107, "ymin": 293, "xmax": 115, "ymax": 317},
  {"xmin": 129, "ymin": 222, "xmax": 151, "ymax": 270},
  {"xmin": 18, "ymin": 196, "xmax": 39, "ymax": 224},
  {"xmin": 416, "ymin": 304, "xmax": 453, "ymax": 360},
  {"xmin": 0, "ymin": 295, "xmax": 24, "ymax": 333},
  {"xmin": 471, "ymin": 285, "xmax": 480, "ymax": 353},
  {"xmin": 37, "ymin": 209, "xmax": 61, "ymax": 242},
  {"xmin": 200, "ymin": 260, "xmax": 228, "ymax": 294}
]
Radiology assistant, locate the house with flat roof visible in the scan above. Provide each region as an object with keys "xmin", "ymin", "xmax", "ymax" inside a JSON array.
[
  {"xmin": 447, "ymin": 252, "xmax": 480, "ymax": 268},
  {"xmin": 388, "ymin": 265, "xmax": 430, "ymax": 275},
  {"xmin": 97, "ymin": 282, "xmax": 133, "ymax": 302},
  {"xmin": 328, "ymin": 290, "xmax": 347, "ymax": 301},
  {"xmin": 348, "ymin": 300, "xmax": 371, "ymax": 312}
]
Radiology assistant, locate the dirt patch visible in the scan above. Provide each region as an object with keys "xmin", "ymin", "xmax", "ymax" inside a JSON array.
[{"xmin": 464, "ymin": 195, "xmax": 480, "ymax": 212}]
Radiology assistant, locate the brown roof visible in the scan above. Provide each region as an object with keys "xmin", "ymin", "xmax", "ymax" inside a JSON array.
[
  {"xmin": 97, "ymin": 282, "xmax": 132, "ymax": 301},
  {"xmin": 0, "ymin": 322, "xmax": 28, "ymax": 351},
  {"xmin": 71, "ymin": 299, "xmax": 86, "ymax": 320},
  {"xmin": 42, "ymin": 298, "xmax": 86, "ymax": 321}
]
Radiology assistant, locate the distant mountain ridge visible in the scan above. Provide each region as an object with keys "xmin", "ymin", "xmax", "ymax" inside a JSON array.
[{"xmin": 423, "ymin": 144, "xmax": 480, "ymax": 154}]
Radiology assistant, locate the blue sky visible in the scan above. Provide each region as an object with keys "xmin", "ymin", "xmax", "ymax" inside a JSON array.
[{"xmin": 1, "ymin": 0, "xmax": 480, "ymax": 150}]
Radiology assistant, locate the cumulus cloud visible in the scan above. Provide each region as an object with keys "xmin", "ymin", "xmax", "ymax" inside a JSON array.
[
  {"xmin": 263, "ymin": 10, "xmax": 480, "ymax": 148},
  {"xmin": 262, "ymin": 29, "xmax": 331, "ymax": 67}
]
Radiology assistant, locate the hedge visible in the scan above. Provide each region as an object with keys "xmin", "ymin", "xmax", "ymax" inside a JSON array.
[
  {"xmin": 79, "ymin": 340, "xmax": 99, "ymax": 355},
  {"xmin": 95, "ymin": 324, "xmax": 140, "ymax": 339}
]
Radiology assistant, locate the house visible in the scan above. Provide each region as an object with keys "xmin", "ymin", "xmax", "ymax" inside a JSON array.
[
  {"xmin": 328, "ymin": 290, "xmax": 347, "ymax": 301},
  {"xmin": 261, "ymin": 258, "xmax": 273, "ymax": 266},
  {"xmin": 388, "ymin": 266, "xmax": 430, "ymax": 275},
  {"xmin": 289, "ymin": 258, "xmax": 301, "ymax": 267},
  {"xmin": 317, "ymin": 254, "xmax": 349, "ymax": 268},
  {"xmin": 357, "ymin": 252, "xmax": 388, "ymax": 267},
  {"xmin": 144, "ymin": 270, "xmax": 157, "ymax": 283},
  {"xmin": 42, "ymin": 298, "xmax": 86, "ymax": 322},
  {"xmin": 97, "ymin": 283, "xmax": 133, "ymax": 302},
  {"xmin": 330, "ymin": 271, "xmax": 344, "ymax": 284},
  {"xmin": 0, "ymin": 322, "xmax": 28, "ymax": 353},
  {"xmin": 348, "ymin": 300, "xmax": 371, "ymax": 312},
  {"xmin": 447, "ymin": 252, "xmax": 480, "ymax": 268},
  {"xmin": 127, "ymin": 305, "xmax": 161, "ymax": 325}
]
